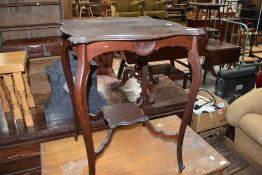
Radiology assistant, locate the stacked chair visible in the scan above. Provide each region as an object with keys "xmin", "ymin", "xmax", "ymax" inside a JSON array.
[
  {"xmin": 79, "ymin": 0, "xmax": 93, "ymax": 18},
  {"xmin": 111, "ymin": 0, "xmax": 167, "ymax": 19},
  {"xmin": 142, "ymin": 0, "xmax": 167, "ymax": 19},
  {"xmin": 111, "ymin": 0, "xmax": 143, "ymax": 17}
]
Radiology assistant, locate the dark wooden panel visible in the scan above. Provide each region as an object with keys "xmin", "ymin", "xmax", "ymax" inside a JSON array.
[
  {"xmin": 61, "ymin": 0, "xmax": 73, "ymax": 20},
  {"xmin": 0, "ymin": 0, "xmax": 68, "ymax": 42},
  {"xmin": 10, "ymin": 167, "xmax": 41, "ymax": 175},
  {"xmin": 0, "ymin": 155, "xmax": 40, "ymax": 175},
  {"xmin": 0, "ymin": 142, "xmax": 39, "ymax": 164},
  {"xmin": 0, "ymin": 2, "xmax": 61, "ymax": 8}
]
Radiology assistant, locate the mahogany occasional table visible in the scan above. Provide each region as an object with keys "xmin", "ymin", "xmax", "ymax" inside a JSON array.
[{"xmin": 60, "ymin": 17, "xmax": 205, "ymax": 175}]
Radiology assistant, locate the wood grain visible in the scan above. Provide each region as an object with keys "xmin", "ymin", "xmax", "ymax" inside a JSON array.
[
  {"xmin": 0, "ymin": 51, "xmax": 26, "ymax": 74},
  {"xmin": 41, "ymin": 115, "xmax": 229, "ymax": 175}
]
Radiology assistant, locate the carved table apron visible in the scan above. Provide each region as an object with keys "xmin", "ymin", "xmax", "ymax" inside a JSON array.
[{"xmin": 60, "ymin": 17, "xmax": 205, "ymax": 175}]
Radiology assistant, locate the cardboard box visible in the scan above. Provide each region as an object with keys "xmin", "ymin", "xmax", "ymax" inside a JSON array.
[{"xmin": 191, "ymin": 91, "xmax": 228, "ymax": 133}]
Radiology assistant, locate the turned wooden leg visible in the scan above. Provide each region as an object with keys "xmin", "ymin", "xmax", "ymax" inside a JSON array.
[
  {"xmin": 15, "ymin": 86, "xmax": 22, "ymax": 105},
  {"xmin": 23, "ymin": 72, "xmax": 35, "ymax": 108},
  {"xmin": 2, "ymin": 79, "xmax": 10, "ymax": 101},
  {"xmin": 13, "ymin": 72, "xmax": 33, "ymax": 127},
  {"xmin": 0, "ymin": 78, "xmax": 10, "ymax": 112},
  {"xmin": 3, "ymin": 75, "xmax": 23, "ymax": 120}
]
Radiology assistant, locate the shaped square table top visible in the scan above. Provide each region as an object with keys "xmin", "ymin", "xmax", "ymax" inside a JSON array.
[
  {"xmin": 0, "ymin": 51, "xmax": 27, "ymax": 74},
  {"xmin": 60, "ymin": 17, "xmax": 205, "ymax": 44}
]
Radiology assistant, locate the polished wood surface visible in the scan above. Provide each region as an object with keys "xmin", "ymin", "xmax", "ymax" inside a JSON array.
[
  {"xmin": 41, "ymin": 115, "xmax": 229, "ymax": 175},
  {"xmin": 0, "ymin": 51, "xmax": 26, "ymax": 74},
  {"xmin": 61, "ymin": 17, "xmax": 205, "ymax": 44}
]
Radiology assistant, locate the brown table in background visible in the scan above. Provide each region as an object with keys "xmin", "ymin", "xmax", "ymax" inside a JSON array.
[{"xmin": 190, "ymin": 2, "xmax": 226, "ymax": 29}]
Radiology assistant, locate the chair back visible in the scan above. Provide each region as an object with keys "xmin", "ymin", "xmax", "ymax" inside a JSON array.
[
  {"xmin": 79, "ymin": 0, "xmax": 90, "ymax": 5},
  {"xmin": 113, "ymin": 0, "xmax": 133, "ymax": 12},
  {"xmin": 210, "ymin": 18, "xmax": 249, "ymax": 65},
  {"xmin": 143, "ymin": 0, "xmax": 165, "ymax": 11}
]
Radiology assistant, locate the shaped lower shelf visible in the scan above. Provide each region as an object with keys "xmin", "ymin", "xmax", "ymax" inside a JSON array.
[{"xmin": 102, "ymin": 102, "xmax": 149, "ymax": 129}]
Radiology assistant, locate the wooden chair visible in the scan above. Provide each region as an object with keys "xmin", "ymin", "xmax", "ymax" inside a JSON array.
[
  {"xmin": 249, "ymin": 31, "xmax": 262, "ymax": 57},
  {"xmin": 202, "ymin": 18, "xmax": 250, "ymax": 84},
  {"xmin": 0, "ymin": 51, "xmax": 35, "ymax": 127},
  {"xmin": 142, "ymin": 0, "xmax": 168, "ymax": 19},
  {"xmin": 110, "ymin": 0, "xmax": 143, "ymax": 17},
  {"xmin": 79, "ymin": 0, "xmax": 93, "ymax": 18},
  {"xmin": 100, "ymin": 0, "xmax": 111, "ymax": 17},
  {"xmin": 72, "ymin": 0, "xmax": 79, "ymax": 17}
]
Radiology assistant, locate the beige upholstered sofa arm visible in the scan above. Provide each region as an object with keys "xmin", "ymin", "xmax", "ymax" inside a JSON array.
[{"xmin": 226, "ymin": 88, "xmax": 262, "ymax": 127}]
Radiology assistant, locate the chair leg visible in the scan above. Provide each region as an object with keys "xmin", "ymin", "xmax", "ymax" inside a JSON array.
[
  {"xmin": 3, "ymin": 75, "xmax": 22, "ymax": 120},
  {"xmin": 0, "ymin": 78, "xmax": 10, "ymax": 112},
  {"xmin": 79, "ymin": 7, "xmax": 82, "ymax": 18},
  {"xmin": 203, "ymin": 69, "xmax": 208, "ymax": 85},
  {"xmin": 89, "ymin": 7, "xmax": 93, "ymax": 17},
  {"xmin": 182, "ymin": 75, "xmax": 187, "ymax": 89},
  {"xmin": 117, "ymin": 59, "xmax": 126, "ymax": 80},
  {"xmin": 23, "ymin": 72, "xmax": 35, "ymax": 108},
  {"xmin": 209, "ymin": 66, "xmax": 217, "ymax": 78},
  {"xmin": 13, "ymin": 72, "xmax": 34, "ymax": 127},
  {"xmin": 2, "ymin": 80, "xmax": 10, "ymax": 101}
]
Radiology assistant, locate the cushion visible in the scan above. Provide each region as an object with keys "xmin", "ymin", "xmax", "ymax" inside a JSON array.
[
  {"xmin": 154, "ymin": 1, "xmax": 165, "ymax": 11},
  {"xmin": 116, "ymin": 12, "xmax": 141, "ymax": 17},
  {"xmin": 130, "ymin": 1, "xmax": 139, "ymax": 12},
  {"xmin": 239, "ymin": 113, "xmax": 262, "ymax": 146},
  {"xmin": 116, "ymin": 0, "xmax": 130, "ymax": 12},
  {"xmin": 144, "ymin": 0, "xmax": 155, "ymax": 11}
]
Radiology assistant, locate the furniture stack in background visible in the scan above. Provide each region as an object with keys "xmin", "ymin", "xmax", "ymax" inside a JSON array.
[{"xmin": 0, "ymin": 51, "xmax": 35, "ymax": 127}]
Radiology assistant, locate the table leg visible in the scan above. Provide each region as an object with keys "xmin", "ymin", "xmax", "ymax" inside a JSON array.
[
  {"xmin": 13, "ymin": 72, "xmax": 33, "ymax": 127},
  {"xmin": 3, "ymin": 75, "xmax": 22, "ymax": 120},
  {"xmin": 117, "ymin": 59, "xmax": 126, "ymax": 80},
  {"xmin": 208, "ymin": 8, "xmax": 212, "ymax": 28},
  {"xmin": 204, "ymin": 9, "xmax": 208, "ymax": 30},
  {"xmin": 217, "ymin": 9, "xmax": 223, "ymax": 44},
  {"xmin": 177, "ymin": 36, "xmax": 202, "ymax": 173},
  {"xmin": 194, "ymin": 8, "xmax": 200, "ymax": 27},
  {"xmin": 61, "ymin": 39, "xmax": 79, "ymax": 141},
  {"xmin": 140, "ymin": 64, "xmax": 149, "ymax": 107},
  {"xmin": 75, "ymin": 44, "xmax": 96, "ymax": 175}
]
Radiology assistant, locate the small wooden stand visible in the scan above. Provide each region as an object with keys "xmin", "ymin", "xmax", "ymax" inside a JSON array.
[{"xmin": 60, "ymin": 17, "xmax": 205, "ymax": 174}]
